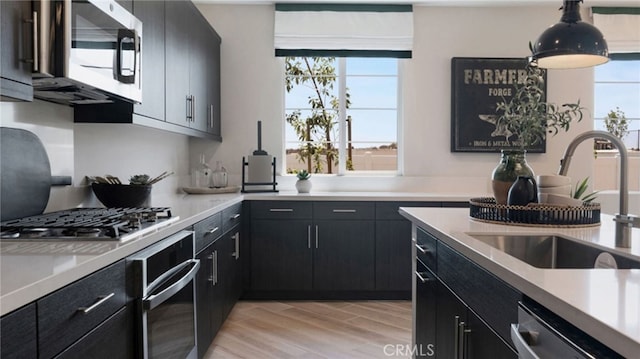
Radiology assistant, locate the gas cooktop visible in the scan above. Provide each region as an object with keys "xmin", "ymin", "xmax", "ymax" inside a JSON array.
[{"xmin": 0, "ymin": 207, "xmax": 179, "ymax": 242}]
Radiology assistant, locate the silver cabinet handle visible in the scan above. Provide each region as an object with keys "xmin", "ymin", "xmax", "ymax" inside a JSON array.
[
  {"xmin": 22, "ymin": 11, "xmax": 38, "ymax": 70},
  {"xmin": 307, "ymin": 225, "xmax": 311, "ymax": 249},
  {"xmin": 192, "ymin": 95, "xmax": 196, "ymax": 122},
  {"xmin": 213, "ymin": 251, "xmax": 218, "ymax": 286},
  {"xmin": 415, "ymin": 243, "xmax": 431, "ymax": 255},
  {"xmin": 332, "ymin": 209, "xmax": 356, "ymax": 213},
  {"xmin": 231, "ymin": 213, "xmax": 241, "ymax": 220},
  {"xmin": 209, "ymin": 104, "xmax": 214, "ymax": 128},
  {"xmin": 458, "ymin": 319, "xmax": 471, "ymax": 359},
  {"xmin": 415, "ymin": 271, "xmax": 433, "ymax": 283},
  {"xmin": 208, "ymin": 226, "xmax": 220, "ymax": 234},
  {"xmin": 207, "ymin": 253, "xmax": 215, "ymax": 284},
  {"xmin": 78, "ymin": 292, "xmax": 115, "ymax": 314},
  {"xmin": 510, "ymin": 324, "xmax": 540, "ymax": 359},
  {"xmin": 315, "ymin": 225, "xmax": 319, "ymax": 248},
  {"xmin": 454, "ymin": 315, "xmax": 461, "ymax": 359},
  {"xmin": 269, "ymin": 208, "xmax": 293, "ymax": 212},
  {"xmin": 185, "ymin": 95, "xmax": 192, "ymax": 122},
  {"xmin": 233, "ymin": 232, "xmax": 240, "ymax": 260}
]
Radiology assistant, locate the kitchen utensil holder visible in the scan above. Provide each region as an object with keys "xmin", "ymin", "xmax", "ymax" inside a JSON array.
[
  {"xmin": 469, "ymin": 197, "xmax": 601, "ymax": 227},
  {"xmin": 241, "ymin": 156, "xmax": 278, "ymax": 193}
]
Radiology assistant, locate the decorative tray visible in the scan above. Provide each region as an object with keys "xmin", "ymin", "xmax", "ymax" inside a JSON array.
[
  {"xmin": 182, "ymin": 186, "xmax": 241, "ymax": 194},
  {"xmin": 469, "ymin": 197, "xmax": 601, "ymax": 227}
]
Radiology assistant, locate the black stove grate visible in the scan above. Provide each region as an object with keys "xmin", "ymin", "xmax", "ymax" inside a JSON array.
[{"xmin": 0, "ymin": 207, "xmax": 173, "ymax": 239}]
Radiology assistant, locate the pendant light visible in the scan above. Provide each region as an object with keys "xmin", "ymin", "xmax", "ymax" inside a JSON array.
[{"xmin": 531, "ymin": 0, "xmax": 609, "ymax": 69}]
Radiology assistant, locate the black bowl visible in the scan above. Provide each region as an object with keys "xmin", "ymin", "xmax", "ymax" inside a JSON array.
[{"xmin": 91, "ymin": 183, "xmax": 152, "ymax": 208}]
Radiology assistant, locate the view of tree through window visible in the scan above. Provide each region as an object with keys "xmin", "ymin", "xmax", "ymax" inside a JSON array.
[
  {"xmin": 594, "ymin": 59, "xmax": 640, "ymax": 150},
  {"xmin": 284, "ymin": 57, "xmax": 399, "ymax": 174}
]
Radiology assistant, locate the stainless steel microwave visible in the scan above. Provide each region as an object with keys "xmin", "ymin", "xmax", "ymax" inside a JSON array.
[{"xmin": 32, "ymin": 0, "xmax": 142, "ymax": 105}]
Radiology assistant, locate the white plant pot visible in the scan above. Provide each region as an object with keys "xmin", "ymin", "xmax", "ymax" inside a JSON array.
[{"xmin": 296, "ymin": 179, "xmax": 312, "ymax": 193}]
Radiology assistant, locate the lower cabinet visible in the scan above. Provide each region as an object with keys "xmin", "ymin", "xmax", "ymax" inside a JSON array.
[
  {"xmin": 195, "ymin": 210, "xmax": 243, "ymax": 359},
  {"xmin": 414, "ymin": 227, "xmax": 518, "ymax": 359},
  {"xmin": 0, "ymin": 260, "xmax": 133, "ymax": 359}
]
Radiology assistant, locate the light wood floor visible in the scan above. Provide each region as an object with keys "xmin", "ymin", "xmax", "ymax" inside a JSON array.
[{"xmin": 203, "ymin": 300, "xmax": 412, "ymax": 359}]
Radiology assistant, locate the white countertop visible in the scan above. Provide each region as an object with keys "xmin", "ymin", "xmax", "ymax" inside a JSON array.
[
  {"xmin": 399, "ymin": 207, "xmax": 640, "ymax": 358},
  {"xmin": 0, "ymin": 191, "xmax": 475, "ymax": 316}
]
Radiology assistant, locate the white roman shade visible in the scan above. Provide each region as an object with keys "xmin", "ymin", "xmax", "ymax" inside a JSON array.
[
  {"xmin": 592, "ymin": 7, "xmax": 640, "ymax": 54},
  {"xmin": 274, "ymin": 4, "xmax": 413, "ymax": 58}
]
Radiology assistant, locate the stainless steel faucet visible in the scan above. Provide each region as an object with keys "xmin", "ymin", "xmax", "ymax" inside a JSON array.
[{"xmin": 558, "ymin": 130, "xmax": 638, "ymax": 248}]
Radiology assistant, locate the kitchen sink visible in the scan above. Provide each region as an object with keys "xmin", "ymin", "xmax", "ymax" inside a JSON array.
[{"xmin": 467, "ymin": 234, "xmax": 640, "ymax": 269}]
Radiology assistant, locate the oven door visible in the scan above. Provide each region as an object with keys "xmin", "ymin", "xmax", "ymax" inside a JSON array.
[
  {"xmin": 130, "ymin": 231, "xmax": 199, "ymax": 359},
  {"xmin": 143, "ymin": 258, "xmax": 199, "ymax": 359}
]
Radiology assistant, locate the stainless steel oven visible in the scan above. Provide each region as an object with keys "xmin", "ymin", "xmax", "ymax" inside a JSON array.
[
  {"xmin": 129, "ymin": 231, "xmax": 200, "ymax": 359},
  {"xmin": 32, "ymin": 0, "xmax": 142, "ymax": 104}
]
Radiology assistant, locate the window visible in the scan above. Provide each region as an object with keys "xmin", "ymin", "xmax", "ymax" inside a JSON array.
[
  {"xmin": 284, "ymin": 57, "xmax": 399, "ymax": 175},
  {"xmin": 594, "ymin": 58, "xmax": 640, "ymax": 150}
]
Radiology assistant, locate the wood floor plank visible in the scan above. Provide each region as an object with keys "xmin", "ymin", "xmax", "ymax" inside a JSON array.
[{"xmin": 204, "ymin": 300, "xmax": 411, "ymax": 358}]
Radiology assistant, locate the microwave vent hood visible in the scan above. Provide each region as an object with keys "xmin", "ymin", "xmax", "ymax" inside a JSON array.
[{"xmin": 32, "ymin": 0, "xmax": 142, "ymax": 106}]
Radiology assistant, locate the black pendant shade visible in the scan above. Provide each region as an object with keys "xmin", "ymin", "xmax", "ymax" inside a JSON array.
[{"xmin": 531, "ymin": 0, "xmax": 609, "ymax": 69}]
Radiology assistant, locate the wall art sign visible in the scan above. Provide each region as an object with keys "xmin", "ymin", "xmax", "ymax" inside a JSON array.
[{"xmin": 450, "ymin": 57, "xmax": 547, "ymax": 153}]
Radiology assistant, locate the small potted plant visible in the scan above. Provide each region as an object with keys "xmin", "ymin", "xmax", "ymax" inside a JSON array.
[
  {"xmin": 295, "ymin": 169, "xmax": 312, "ymax": 193},
  {"xmin": 490, "ymin": 61, "xmax": 586, "ymax": 204}
]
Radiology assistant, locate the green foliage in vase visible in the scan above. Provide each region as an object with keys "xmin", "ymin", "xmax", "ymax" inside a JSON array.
[
  {"xmin": 296, "ymin": 169, "xmax": 311, "ymax": 180},
  {"xmin": 572, "ymin": 177, "xmax": 598, "ymax": 203},
  {"xmin": 604, "ymin": 107, "xmax": 629, "ymax": 140},
  {"xmin": 495, "ymin": 62, "xmax": 586, "ymax": 149}
]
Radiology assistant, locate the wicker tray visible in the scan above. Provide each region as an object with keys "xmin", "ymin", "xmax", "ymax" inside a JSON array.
[{"xmin": 469, "ymin": 197, "xmax": 601, "ymax": 227}]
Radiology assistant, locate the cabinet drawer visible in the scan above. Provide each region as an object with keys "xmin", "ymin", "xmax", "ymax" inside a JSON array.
[
  {"xmin": 416, "ymin": 227, "xmax": 437, "ymax": 271},
  {"xmin": 250, "ymin": 201, "xmax": 312, "ymax": 219},
  {"xmin": 222, "ymin": 202, "xmax": 242, "ymax": 233},
  {"xmin": 0, "ymin": 303, "xmax": 37, "ymax": 359},
  {"xmin": 195, "ymin": 211, "xmax": 222, "ymax": 253},
  {"xmin": 313, "ymin": 201, "xmax": 374, "ymax": 220},
  {"xmin": 376, "ymin": 201, "xmax": 440, "ymax": 220},
  {"xmin": 38, "ymin": 260, "xmax": 126, "ymax": 359}
]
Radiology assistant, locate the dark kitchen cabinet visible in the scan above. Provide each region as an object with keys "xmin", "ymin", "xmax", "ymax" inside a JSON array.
[
  {"xmin": 196, "ymin": 237, "xmax": 225, "ymax": 359},
  {"xmin": 248, "ymin": 201, "xmax": 376, "ymax": 295},
  {"xmin": 375, "ymin": 202, "xmax": 441, "ymax": 293},
  {"xmin": 313, "ymin": 219, "xmax": 375, "ymax": 291},
  {"xmin": 0, "ymin": 0, "xmax": 33, "ymax": 101},
  {"xmin": 75, "ymin": 0, "xmax": 221, "ymax": 140},
  {"xmin": 413, "ymin": 227, "xmax": 518, "ymax": 359},
  {"xmin": 195, "ymin": 205, "xmax": 243, "ymax": 359},
  {"xmin": 251, "ymin": 218, "xmax": 313, "ymax": 291},
  {"xmin": 165, "ymin": 0, "xmax": 221, "ymax": 139},
  {"xmin": 0, "ymin": 303, "xmax": 37, "ymax": 359}
]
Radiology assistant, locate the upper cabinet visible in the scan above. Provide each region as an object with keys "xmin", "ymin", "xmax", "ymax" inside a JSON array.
[
  {"xmin": 74, "ymin": 0, "xmax": 222, "ymax": 141},
  {"xmin": 1, "ymin": 0, "xmax": 34, "ymax": 101},
  {"xmin": 165, "ymin": 0, "xmax": 221, "ymax": 138}
]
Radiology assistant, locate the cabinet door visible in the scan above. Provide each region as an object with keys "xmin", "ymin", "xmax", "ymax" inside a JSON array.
[
  {"xmin": 0, "ymin": 304, "xmax": 37, "ymax": 359},
  {"xmin": 435, "ymin": 281, "xmax": 467, "ymax": 359},
  {"xmin": 55, "ymin": 305, "xmax": 135, "ymax": 359},
  {"xmin": 132, "ymin": 0, "xmax": 165, "ymax": 121},
  {"xmin": 188, "ymin": 7, "xmax": 210, "ymax": 132},
  {"xmin": 222, "ymin": 227, "xmax": 242, "ymax": 319},
  {"xmin": 164, "ymin": 0, "xmax": 191, "ymax": 126},
  {"xmin": 195, "ymin": 245, "xmax": 213, "ymax": 359},
  {"xmin": 414, "ymin": 262, "xmax": 436, "ymax": 358},
  {"xmin": 466, "ymin": 309, "xmax": 518, "ymax": 359},
  {"xmin": 375, "ymin": 220, "xmax": 412, "ymax": 291},
  {"xmin": 313, "ymin": 220, "xmax": 375, "ymax": 291},
  {"xmin": 250, "ymin": 219, "xmax": 312, "ymax": 290},
  {"xmin": 0, "ymin": 0, "xmax": 33, "ymax": 101}
]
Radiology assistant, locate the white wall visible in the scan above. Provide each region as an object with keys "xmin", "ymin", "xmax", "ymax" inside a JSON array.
[
  {"xmin": 1, "ymin": 4, "xmax": 601, "ymax": 214},
  {"xmin": 195, "ymin": 4, "xmax": 596, "ymax": 193}
]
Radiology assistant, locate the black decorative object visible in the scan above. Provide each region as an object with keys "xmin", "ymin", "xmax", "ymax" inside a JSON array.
[
  {"xmin": 508, "ymin": 176, "xmax": 538, "ymax": 206},
  {"xmin": 530, "ymin": 0, "xmax": 609, "ymax": 69},
  {"xmin": 451, "ymin": 57, "xmax": 546, "ymax": 153}
]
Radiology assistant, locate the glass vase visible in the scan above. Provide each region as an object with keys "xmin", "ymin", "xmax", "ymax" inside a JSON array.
[{"xmin": 491, "ymin": 150, "xmax": 535, "ymax": 205}]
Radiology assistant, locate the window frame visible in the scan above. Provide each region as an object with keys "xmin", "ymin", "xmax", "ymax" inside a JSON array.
[{"xmin": 283, "ymin": 57, "xmax": 403, "ymax": 176}]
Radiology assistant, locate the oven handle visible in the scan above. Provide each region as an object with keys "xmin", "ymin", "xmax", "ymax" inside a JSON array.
[
  {"xmin": 510, "ymin": 324, "xmax": 541, "ymax": 359},
  {"xmin": 143, "ymin": 259, "xmax": 200, "ymax": 311}
]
